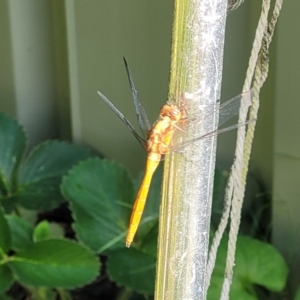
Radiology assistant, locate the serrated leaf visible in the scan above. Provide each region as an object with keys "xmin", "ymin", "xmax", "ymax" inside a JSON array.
[
  {"xmin": 8, "ymin": 239, "xmax": 99, "ymax": 288},
  {"xmin": 207, "ymin": 235, "xmax": 288, "ymax": 300},
  {"xmin": 107, "ymin": 248, "xmax": 155, "ymax": 295},
  {"xmin": 5, "ymin": 215, "xmax": 33, "ymax": 252},
  {"xmin": 62, "ymin": 159, "xmax": 134, "ymax": 252},
  {"xmin": 0, "ymin": 113, "xmax": 27, "ymax": 194},
  {"xmin": 0, "ymin": 265, "xmax": 14, "ymax": 294},
  {"xmin": 0, "ymin": 207, "xmax": 11, "ymax": 255},
  {"xmin": 13, "ymin": 141, "xmax": 96, "ymax": 210}
]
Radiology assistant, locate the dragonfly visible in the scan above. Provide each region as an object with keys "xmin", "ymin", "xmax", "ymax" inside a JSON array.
[{"xmin": 97, "ymin": 58, "xmax": 252, "ymax": 247}]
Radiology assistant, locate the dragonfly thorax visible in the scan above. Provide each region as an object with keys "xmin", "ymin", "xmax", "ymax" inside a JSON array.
[
  {"xmin": 145, "ymin": 102, "xmax": 186, "ymax": 156},
  {"xmin": 159, "ymin": 103, "xmax": 182, "ymax": 122}
]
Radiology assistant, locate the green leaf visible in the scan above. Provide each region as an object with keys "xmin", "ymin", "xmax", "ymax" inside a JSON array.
[
  {"xmin": 107, "ymin": 248, "xmax": 156, "ymax": 295},
  {"xmin": 207, "ymin": 235, "xmax": 288, "ymax": 300},
  {"xmin": 62, "ymin": 159, "xmax": 134, "ymax": 252},
  {"xmin": 0, "ymin": 265, "xmax": 14, "ymax": 294},
  {"xmin": 13, "ymin": 141, "xmax": 96, "ymax": 210},
  {"xmin": 234, "ymin": 236, "xmax": 288, "ymax": 291},
  {"xmin": 5, "ymin": 215, "xmax": 33, "ymax": 252},
  {"xmin": 0, "ymin": 113, "xmax": 27, "ymax": 195},
  {"xmin": 0, "ymin": 207, "xmax": 11, "ymax": 255},
  {"xmin": 33, "ymin": 220, "xmax": 64, "ymax": 242},
  {"xmin": 140, "ymin": 221, "xmax": 158, "ymax": 257},
  {"xmin": 8, "ymin": 239, "xmax": 100, "ymax": 288},
  {"xmin": 33, "ymin": 220, "xmax": 51, "ymax": 242},
  {"xmin": 32, "ymin": 221, "xmax": 64, "ymax": 242}
]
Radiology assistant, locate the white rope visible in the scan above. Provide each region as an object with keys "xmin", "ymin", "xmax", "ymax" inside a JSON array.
[
  {"xmin": 205, "ymin": 0, "xmax": 284, "ymax": 298},
  {"xmin": 205, "ymin": 174, "xmax": 233, "ymax": 287},
  {"xmin": 242, "ymin": 0, "xmax": 283, "ymax": 172},
  {"xmin": 220, "ymin": 1, "xmax": 271, "ymax": 298},
  {"xmin": 220, "ymin": 1, "xmax": 283, "ymax": 299}
]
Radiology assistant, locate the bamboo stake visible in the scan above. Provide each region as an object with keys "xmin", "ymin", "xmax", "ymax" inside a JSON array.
[{"xmin": 155, "ymin": 0, "xmax": 228, "ymax": 299}]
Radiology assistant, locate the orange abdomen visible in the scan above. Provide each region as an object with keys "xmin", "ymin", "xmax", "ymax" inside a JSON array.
[{"xmin": 126, "ymin": 153, "xmax": 161, "ymax": 247}]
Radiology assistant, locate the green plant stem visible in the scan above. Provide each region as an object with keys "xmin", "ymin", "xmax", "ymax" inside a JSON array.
[
  {"xmin": 57, "ymin": 288, "xmax": 72, "ymax": 300},
  {"xmin": 29, "ymin": 287, "xmax": 56, "ymax": 300},
  {"xmin": 156, "ymin": 0, "xmax": 228, "ymax": 299}
]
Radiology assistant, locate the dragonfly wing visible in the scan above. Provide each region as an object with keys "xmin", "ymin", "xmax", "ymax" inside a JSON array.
[
  {"xmin": 198, "ymin": 119, "xmax": 256, "ymax": 140},
  {"xmin": 123, "ymin": 57, "xmax": 151, "ymax": 137},
  {"xmin": 173, "ymin": 119, "xmax": 256, "ymax": 152},
  {"xmin": 219, "ymin": 89, "xmax": 253, "ymax": 126},
  {"xmin": 97, "ymin": 90, "xmax": 147, "ymax": 148}
]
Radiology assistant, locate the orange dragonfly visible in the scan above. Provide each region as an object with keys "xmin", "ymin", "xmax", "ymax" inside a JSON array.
[{"xmin": 97, "ymin": 58, "xmax": 252, "ymax": 247}]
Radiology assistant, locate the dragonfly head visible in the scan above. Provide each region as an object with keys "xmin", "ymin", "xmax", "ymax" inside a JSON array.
[{"xmin": 160, "ymin": 103, "xmax": 183, "ymax": 122}]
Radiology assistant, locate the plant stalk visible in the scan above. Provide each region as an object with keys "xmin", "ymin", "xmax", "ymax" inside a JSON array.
[{"xmin": 155, "ymin": 0, "xmax": 228, "ymax": 299}]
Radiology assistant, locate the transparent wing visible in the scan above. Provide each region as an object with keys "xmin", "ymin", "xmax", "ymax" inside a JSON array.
[
  {"xmin": 97, "ymin": 90, "xmax": 146, "ymax": 148},
  {"xmin": 171, "ymin": 90, "xmax": 254, "ymax": 152},
  {"xmin": 219, "ymin": 89, "xmax": 253, "ymax": 126},
  {"xmin": 173, "ymin": 119, "xmax": 256, "ymax": 152},
  {"xmin": 196, "ymin": 119, "xmax": 256, "ymax": 140},
  {"xmin": 123, "ymin": 57, "xmax": 151, "ymax": 137}
]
